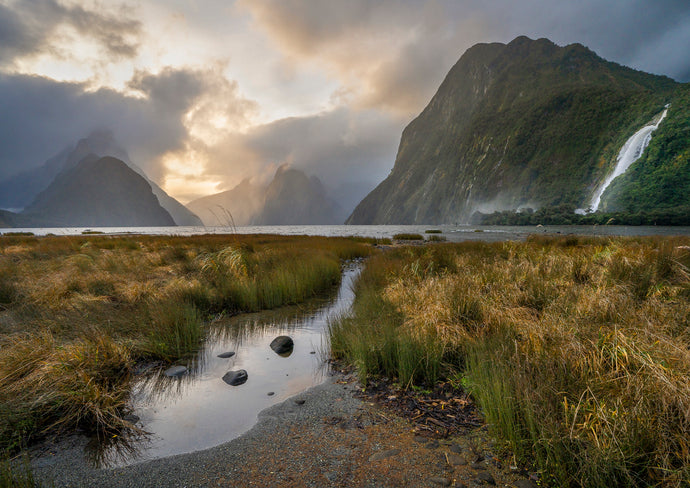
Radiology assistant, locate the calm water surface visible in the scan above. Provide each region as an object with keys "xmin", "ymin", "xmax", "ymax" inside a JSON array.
[
  {"xmin": 3, "ymin": 224, "xmax": 690, "ymax": 240},
  {"xmin": 99, "ymin": 264, "xmax": 361, "ymax": 467}
]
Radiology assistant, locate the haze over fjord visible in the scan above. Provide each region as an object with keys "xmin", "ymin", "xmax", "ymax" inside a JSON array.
[{"xmin": 0, "ymin": 0, "xmax": 689, "ymax": 217}]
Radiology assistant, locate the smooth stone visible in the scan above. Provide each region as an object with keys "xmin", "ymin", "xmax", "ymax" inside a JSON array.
[
  {"xmin": 447, "ymin": 453, "xmax": 467, "ymax": 466},
  {"xmin": 425, "ymin": 439, "xmax": 440, "ymax": 449},
  {"xmin": 309, "ymin": 351, "xmax": 316, "ymax": 354},
  {"xmin": 471, "ymin": 462, "xmax": 486, "ymax": 470},
  {"xmin": 476, "ymin": 472, "xmax": 496, "ymax": 485},
  {"xmin": 368, "ymin": 448, "xmax": 401, "ymax": 462},
  {"xmin": 294, "ymin": 399, "xmax": 306, "ymax": 405},
  {"xmin": 122, "ymin": 414, "xmax": 139, "ymax": 424},
  {"xmin": 222, "ymin": 369, "xmax": 248, "ymax": 386},
  {"xmin": 429, "ymin": 477, "xmax": 451, "ymax": 486},
  {"xmin": 450, "ymin": 443, "xmax": 463, "ymax": 454},
  {"xmin": 270, "ymin": 336, "xmax": 294, "ymax": 355},
  {"xmin": 217, "ymin": 351, "xmax": 235, "ymax": 358},
  {"xmin": 163, "ymin": 365, "xmax": 187, "ymax": 377},
  {"xmin": 413, "ymin": 435, "xmax": 427, "ymax": 443},
  {"xmin": 267, "ymin": 392, "xmax": 275, "ymax": 396},
  {"xmin": 514, "ymin": 481, "xmax": 539, "ymax": 488}
]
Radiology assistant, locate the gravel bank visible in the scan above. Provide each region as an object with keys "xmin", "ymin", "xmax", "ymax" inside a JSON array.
[{"xmin": 30, "ymin": 372, "xmax": 536, "ymax": 488}]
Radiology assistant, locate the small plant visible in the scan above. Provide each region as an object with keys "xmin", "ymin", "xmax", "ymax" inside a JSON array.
[
  {"xmin": 426, "ymin": 235, "xmax": 447, "ymax": 242},
  {"xmin": 393, "ymin": 233, "xmax": 424, "ymax": 240}
]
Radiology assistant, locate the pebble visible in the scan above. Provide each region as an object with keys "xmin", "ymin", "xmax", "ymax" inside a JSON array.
[
  {"xmin": 446, "ymin": 453, "xmax": 467, "ymax": 466},
  {"xmin": 449, "ymin": 443, "xmax": 463, "ymax": 454},
  {"xmin": 476, "ymin": 472, "xmax": 496, "ymax": 485},
  {"xmin": 294, "ymin": 399, "xmax": 305, "ymax": 405},
  {"xmin": 368, "ymin": 449, "xmax": 401, "ymax": 462},
  {"xmin": 267, "ymin": 392, "xmax": 275, "ymax": 396},
  {"xmin": 425, "ymin": 439, "xmax": 440, "ymax": 449},
  {"xmin": 429, "ymin": 477, "xmax": 451, "ymax": 486},
  {"xmin": 413, "ymin": 435, "xmax": 427, "ymax": 443},
  {"xmin": 217, "ymin": 351, "xmax": 235, "ymax": 358},
  {"xmin": 513, "ymin": 480, "xmax": 539, "ymax": 488},
  {"xmin": 163, "ymin": 365, "xmax": 187, "ymax": 377}
]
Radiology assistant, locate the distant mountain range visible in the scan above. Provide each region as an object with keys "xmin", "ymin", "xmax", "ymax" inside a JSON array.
[
  {"xmin": 187, "ymin": 164, "xmax": 346, "ymax": 226},
  {"xmin": 347, "ymin": 36, "xmax": 689, "ymax": 224},
  {"xmin": 0, "ymin": 131, "xmax": 201, "ymax": 227}
]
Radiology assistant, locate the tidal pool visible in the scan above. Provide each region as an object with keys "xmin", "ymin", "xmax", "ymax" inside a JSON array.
[{"xmin": 99, "ymin": 263, "xmax": 361, "ymax": 466}]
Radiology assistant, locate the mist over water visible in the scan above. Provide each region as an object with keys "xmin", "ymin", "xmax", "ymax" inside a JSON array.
[{"xmin": 589, "ymin": 107, "xmax": 669, "ymax": 212}]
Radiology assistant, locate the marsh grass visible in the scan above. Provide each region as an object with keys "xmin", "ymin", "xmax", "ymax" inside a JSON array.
[
  {"xmin": 0, "ymin": 233, "xmax": 373, "ymax": 452},
  {"xmin": 0, "ymin": 456, "xmax": 38, "ymax": 488},
  {"xmin": 393, "ymin": 233, "xmax": 424, "ymax": 240},
  {"xmin": 330, "ymin": 236, "xmax": 690, "ymax": 487}
]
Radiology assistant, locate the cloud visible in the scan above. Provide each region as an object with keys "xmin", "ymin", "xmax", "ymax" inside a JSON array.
[
  {"xmin": 0, "ymin": 0, "xmax": 141, "ymax": 66},
  {"xmin": 240, "ymin": 0, "xmax": 690, "ymax": 119},
  {"xmin": 201, "ymin": 107, "xmax": 403, "ymax": 211},
  {"xmin": 0, "ymin": 65, "xmax": 257, "ymax": 185}
]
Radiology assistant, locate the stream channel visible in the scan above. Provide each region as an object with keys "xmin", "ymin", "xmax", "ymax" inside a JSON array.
[{"xmin": 97, "ymin": 262, "xmax": 362, "ymax": 467}]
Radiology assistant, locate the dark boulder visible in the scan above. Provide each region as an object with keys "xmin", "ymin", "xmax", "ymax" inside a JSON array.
[
  {"xmin": 270, "ymin": 336, "xmax": 294, "ymax": 356},
  {"xmin": 222, "ymin": 369, "xmax": 248, "ymax": 386}
]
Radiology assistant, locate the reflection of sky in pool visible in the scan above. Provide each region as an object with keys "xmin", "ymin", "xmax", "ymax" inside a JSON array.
[{"xmin": 104, "ymin": 264, "xmax": 360, "ymax": 466}]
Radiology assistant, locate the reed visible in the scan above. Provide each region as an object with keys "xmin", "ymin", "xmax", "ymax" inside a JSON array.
[
  {"xmin": 0, "ymin": 233, "xmax": 374, "ymax": 452},
  {"xmin": 330, "ymin": 236, "xmax": 690, "ymax": 487}
]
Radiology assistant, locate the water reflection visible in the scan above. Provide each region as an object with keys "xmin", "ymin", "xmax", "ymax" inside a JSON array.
[{"xmin": 95, "ymin": 263, "xmax": 361, "ymax": 467}]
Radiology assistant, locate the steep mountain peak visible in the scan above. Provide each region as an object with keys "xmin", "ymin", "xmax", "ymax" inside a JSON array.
[
  {"xmin": 347, "ymin": 36, "xmax": 679, "ymax": 224},
  {"xmin": 22, "ymin": 155, "xmax": 175, "ymax": 227}
]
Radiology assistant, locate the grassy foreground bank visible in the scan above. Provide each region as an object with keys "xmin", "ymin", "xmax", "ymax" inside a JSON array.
[
  {"xmin": 330, "ymin": 236, "xmax": 690, "ymax": 487},
  {"xmin": 0, "ymin": 233, "xmax": 373, "ymax": 455}
]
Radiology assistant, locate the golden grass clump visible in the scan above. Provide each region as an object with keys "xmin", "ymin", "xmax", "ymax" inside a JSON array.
[
  {"xmin": 0, "ymin": 233, "xmax": 374, "ymax": 453},
  {"xmin": 330, "ymin": 236, "xmax": 690, "ymax": 487}
]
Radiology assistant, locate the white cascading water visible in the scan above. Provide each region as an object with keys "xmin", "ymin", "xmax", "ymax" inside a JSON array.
[{"xmin": 589, "ymin": 106, "xmax": 669, "ymax": 212}]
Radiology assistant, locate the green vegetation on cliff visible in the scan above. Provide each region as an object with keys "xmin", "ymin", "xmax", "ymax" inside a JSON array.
[
  {"xmin": 601, "ymin": 84, "xmax": 690, "ymax": 212},
  {"xmin": 347, "ymin": 36, "xmax": 681, "ymax": 224}
]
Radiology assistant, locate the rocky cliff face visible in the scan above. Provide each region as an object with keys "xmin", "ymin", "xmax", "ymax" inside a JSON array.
[
  {"xmin": 22, "ymin": 155, "xmax": 176, "ymax": 227},
  {"xmin": 347, "ymin": 36, "xmax": 678, "ymax": 224}
]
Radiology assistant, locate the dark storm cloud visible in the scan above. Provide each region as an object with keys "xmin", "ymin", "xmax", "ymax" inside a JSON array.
[
  {"xmin": 0, "ymin": 0, "xmax": 141, "ymax": 64},
  {"xmin": 0, "ymin": 68, "xmax": 210, "ymax": 182}
]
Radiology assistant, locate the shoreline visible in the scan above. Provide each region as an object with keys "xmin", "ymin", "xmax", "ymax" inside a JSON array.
[{"xmin": 29, "ymin": 370, "xmax": 536, "ymax": 488}]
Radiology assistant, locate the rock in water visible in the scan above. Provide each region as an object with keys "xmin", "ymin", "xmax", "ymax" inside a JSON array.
[
  {"xmin": 222, "ymin": 369, "xmax": 248, "ymax": 386},
  {"xmin": 164, "ymin": 365, "xmax": 187, "ymax": 377},
  {"xmin": 270, "ymin": 336, "xmax": 294, "ymax": 356},
  {"xmin": 217, "ymin": 351, "xmax": 236, "ymax": 358}
]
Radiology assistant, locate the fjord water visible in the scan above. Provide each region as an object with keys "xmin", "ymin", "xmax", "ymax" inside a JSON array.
[
  {"xmin": 3, "ymin": 224, "xmax": 690, "ymax": 240},
  {"xmin": 101, "ymin": 264, "xmax": 360, "ymax": 466},
  {"xmin": 589, "ymin": 107, "xmax": 669, "ymax": 211}
]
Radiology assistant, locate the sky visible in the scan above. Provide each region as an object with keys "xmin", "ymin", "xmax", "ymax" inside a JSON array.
[{"xmin": 1, "ymin": 0, "xmax": 689, "ymax": 210}]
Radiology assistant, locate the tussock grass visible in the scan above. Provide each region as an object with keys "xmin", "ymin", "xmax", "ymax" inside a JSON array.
[
  {"xmin": 330, "ymin": 236, "xmax": 690, "ymax": 487},
  {"xmin": 0, "ymin": 233, "xmax": 373, "ymax": 452},
  {"xmin": 393, "ymin": 233, "xmax": 424, "ymax": 240}
]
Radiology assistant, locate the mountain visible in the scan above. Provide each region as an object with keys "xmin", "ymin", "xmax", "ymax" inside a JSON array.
[
  {"xmin": 21, "ymin": 155, "xmax": 176, "ymax": 227},
  {"xmin": 347, "ymin": 36, "xmax": 681, "ymax": 224},
  {"xmin": 255, "ymin": 165, "xmax": 346, "ymax": 225},
  {"xmin": 186, "ymin": 178, "xmax": 264, "ymax": 226},
  {"xmin": 0, "ymin": 131, "xmax": 202, "ymax": 226},
  {"xmin": 186, "ymin": 166, "xmax": 346, "ymax": 226}
]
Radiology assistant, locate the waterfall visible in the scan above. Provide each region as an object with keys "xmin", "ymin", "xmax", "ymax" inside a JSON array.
[{"xmin": 589, "ymin": 106, "xmax": 669, "ymax": 212}]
